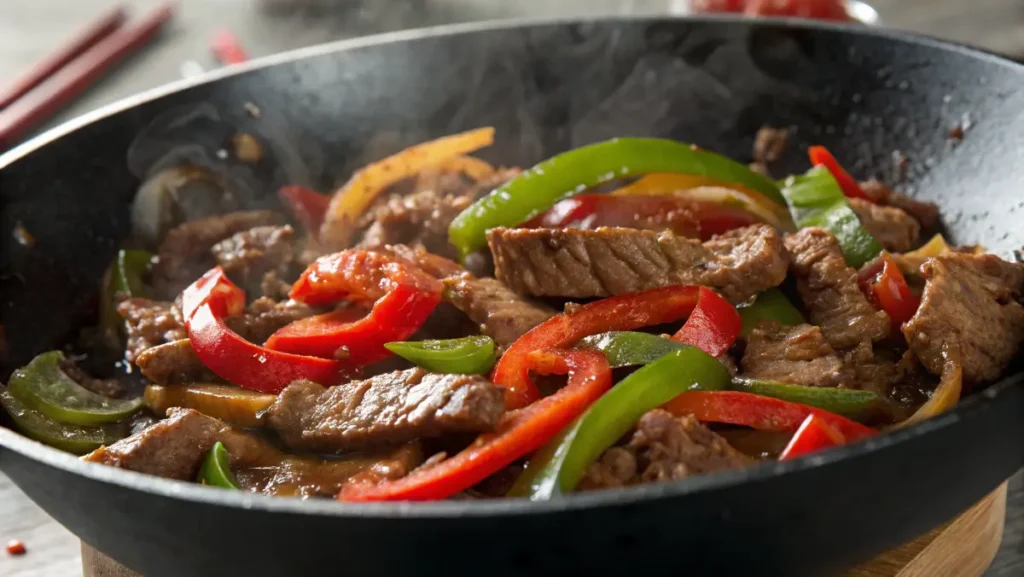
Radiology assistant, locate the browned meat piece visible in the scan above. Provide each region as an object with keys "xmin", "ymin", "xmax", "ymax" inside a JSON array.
[
  {"xmin": 860, "ymin": 179, "xmax": 940, "ymax": 230},
  {"xmin": 211, "ymin": 225, "xmax": 296, "ymax": 297},
  {"xmin": 152, "ymin": 210, "xmax": 287, "ymax": 299},
  {"xmin": 785, "ymin": 228, "xmax": 890, "ymax": 349},
  {"xmin": 135, "ymin": 339, "xmax": 217, "ymax": 384},
  {"xmin": 579, "ymin": 409, "xmax": 754, "ymax": 490},
  {"xmin": 117, "ymin": 298, "xmax": 187, "ymax": 363},
  {"xmin": 59, "ymin": 358, "xmax": 130, "ymax": 398},
  {"xmin": 848, "ymin": 198, "xmax": 920, "ymax": 253},
  {"xmin": 266, "ymin": 370, "xmax": 505, "ymax": 452},
  {"xmin": 488, "ymin": 224, "xmax": 789, "ymax": 304},
  {"xmin": 444, "ymin": 276, "xmax": 555, "ymax": 348},
  {"xmin": 84, "ymin": 408, "xmax": 423, "ymax": 497},
  {"xmin": 228, "ymin": 297, "xmax": 318, "ymax": 344},
  {"xmin": 740, "ymin": 321, "xmax": 850, "ymax": 387},
  {"xmin": 753, "ymin": 126, "xmax": 788, "ymax": 164},
  {"xmin": 903, "ymin": 254, "xmax": 1024, "ymax": 385}
]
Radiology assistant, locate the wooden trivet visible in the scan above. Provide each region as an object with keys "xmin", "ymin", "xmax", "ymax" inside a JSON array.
[{"xmin": 82, "ymin": 482, "xmax": 1008, "ymax": 577}]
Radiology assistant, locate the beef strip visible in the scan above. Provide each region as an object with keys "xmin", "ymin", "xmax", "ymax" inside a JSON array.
[
  {"xmin": 784, "ymin": 228, "xmax": 890, "ymax": 349},
  {"xmin": 228, "ymin": 297, "xmax": 318, "ymax": 344},
  {"xmin": 740, "ymin": 321, "xmax": 850, "ymax": 387},
  {"xmin": 444, "ymin": 276, "xmax": 555, "ymax": 348},
  {"xmin": 118, "ymin": 298, "xmax": 187, "ymax": 363},
  {"xmin": 211, "ymin": 225, "xmax": 296, "ymax": 297},
  {"xmin": 848, "ymin": 198, "xmax": 920, "ymax": 253},
  {"xmin": 902, "ymin": 253, "xmax": 1024, "ymax": 385},
  {"xmin": 152, "ymin": 210, "xmax": 287, "ymax": 299},
  {"xmin": 487, "ymin": 224, "xmax": 789, "ymax": 304},
  {"xmin": 84, "ymin": 408, "xmax": 423, "ymax": 497},
  {"xmin": 266, "ymin": 370, "xmax": 505, "ymax": 452},
  {"xmin": 753, "ymin": 126, "xmax": 788, "ymax": 164},
  {"xmin": 860, "ymin": 179, "xmax": 940, "ymax": 230},
  {"xmin": 579, "ymin": 409, "xmax": 754, "ymax": 490}
]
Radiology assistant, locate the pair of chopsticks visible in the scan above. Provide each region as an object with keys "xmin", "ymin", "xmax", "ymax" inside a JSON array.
[{"xmin": 0, "ymin": 2, "xmax": 176, "ymax": 150}]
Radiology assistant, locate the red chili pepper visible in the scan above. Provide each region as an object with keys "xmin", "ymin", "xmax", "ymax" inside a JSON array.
[
  {"xmin": 181, "ymin": 268, "xmax": 347, "ymax": 394},
  {"xmin": 6, "ymin": 539, "xmax": 26, "ymax": 556},
  {"xmin": 210, "ymin": 29, "xmax": 249, "ymax": 65},
  {"xmin": 808, "ymin": 146, "xmax": 873, "ymax": 201},
  {"xmin": 663, "ymin": 390, "xmax": 876, "ymax": 442},
  {"xmin": 673, "ymin": 287, "xmax": 742, "ymax": 357},
  {"xmin": 744, "ymin": 0, "xmax": 852, "ymax": 20},
  {"xmin": 265, "ymin": 250, "xmax": 442, "ymax": 361},
  {"xmin": 493, "ymin": 286, "xmax": 698, "ymax": 409},
  {"xmin": 340, "ymin": 349, "xmax": 612, "ymax": 501},
  {"xmin": 278, "ymin": 185, "xmax": 331, "ymax": 236},
  {"xmin": 779, "ymin": 414, "xmax": 846, "ymax": 461},
  {"xmin": 690, "ymin": 0, "xmax": 747, "ymax": 13},
  {"xmin": 858, "ymin": 253, "xmax": 921, "ymax": 328},
  {"xmin": 523, "ymin": 194, "xmax": 762, "ymax": 241}
]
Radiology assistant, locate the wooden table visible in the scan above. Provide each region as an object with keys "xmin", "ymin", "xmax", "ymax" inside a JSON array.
[{"xmin": 1, "ymin": 1, "xmax": 1023, "ymax": 576}]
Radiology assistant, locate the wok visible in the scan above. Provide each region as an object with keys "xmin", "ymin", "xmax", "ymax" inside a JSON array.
[{"xmin": 1, "ymin": 16, "xmax": 1023, "ymax": 577}]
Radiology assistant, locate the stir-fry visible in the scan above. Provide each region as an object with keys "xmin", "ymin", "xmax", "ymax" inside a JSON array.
[{"xmin": 3, "ymin": 127, "xmax": 1023, "ymax": 502}]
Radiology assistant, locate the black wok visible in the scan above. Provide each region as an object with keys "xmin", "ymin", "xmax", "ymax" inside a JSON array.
[{"xmin": 2, "ymin": 16, "xmax": 1023, "ymax": 577}]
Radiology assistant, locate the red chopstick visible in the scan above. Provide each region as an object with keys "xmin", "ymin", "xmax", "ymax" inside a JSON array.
[
  {"xmin": 0, "ymin": 5, "xmax": 127, "ymax": 111},
  {"xmin": 211, "ymin": 29, "xmax": 249, "ymax": 65},
  {"xmin": 0, "ymin": 2, "xmax": 175, "ymax": 150}
]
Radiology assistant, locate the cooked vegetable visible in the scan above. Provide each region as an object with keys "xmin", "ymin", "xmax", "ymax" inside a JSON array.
[
  {"xmin": 8, "ymin": 351, "xmax": 142, "ymax": 425},
  {"xmin": 419, "ymin": 155, "xmax": 495, "ymax": 181},
  {"xmin": 780, "ymin": 165, "xmax": 882, "ymax": 268},
  {"xmin": 578, "ymin": 331, "xmax": 688, "ymax": 368},
  {"xmin": 512, "ymin": 347, "xmax": 730, "ymax": 499},
  {"xmin": 663, "ymin": 390, "xmax": 877, "ymax": 442},
  {"xmin": 340, "ymin": 349, "xmax": 612, "ymax": 501},
  {"xmin": 100, "ymin": 249, "xmax": 152, "ymax": 342},
  {"xmin": 144, "ymin": 384, "xmax": 275, "ymax": 428},
  {"xmin": 493, "ymin": 285, "xmax": 737, "ymax": 410},
  {"xmin": 730, "ymin": 378, "xmax": 881, "ymax": 421},
  {"xmin": 0, "ymin": 387, "xmax": 126, "ymax": 454},
  {"xmin": 736, "ymin": 288, "xmax": 805, "ymax": 337},
  {"xmin": 892, "ymin": 344, "xmax": 963, "ymax": 430},
  {"xmin": 321, "ymin": 127, "xmax": 495, "ymax": 248},
  {"xmin": 384, "ymin": 336, "xmax": 496, "ymax": 375},
  {"xmin": 181, "ymin": 267, "xmax": 348, "ymax": 394},
  {"xmin": 779, "ymin": 414, "xmax": 845, "ymax": 461},
  {"xmin": 197, "ymin": 441, "xmax": 241, "ymax": 489},
  {"xmin": 449, "ymin": 138, "xmax": 785, "ymax": 259},
  {"xmin": 673, "ymin": 287, "xmax": 743, "ymax": 357},
  {"xmin": 266, "ymin": 250, "xmax": 443, "ymax": 362},
  {"xmin": 861, "ymin": 252, "xmax": 921, "ymax": 327},
  {"xmin": 278, "ymin": 185, "xmax": 330, "ymax": 236},
  {"xmin": 807, "ymin": 146, "xmax": 873, "ymax": 202}
]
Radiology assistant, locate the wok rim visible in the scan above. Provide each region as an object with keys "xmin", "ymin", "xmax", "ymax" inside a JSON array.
[{"xmin": 1, "ymin": 14, "xmax": 1022, "ymax": 519}]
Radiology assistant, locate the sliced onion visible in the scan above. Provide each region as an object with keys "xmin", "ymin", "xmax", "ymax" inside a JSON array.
[{"xmin": 891, "ymin": 345, "xmax": 962, "ymax": 431}]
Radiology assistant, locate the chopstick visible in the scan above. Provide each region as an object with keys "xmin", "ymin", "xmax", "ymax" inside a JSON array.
[
  {"xmin": 0, "ymin": 2, "xmax": 176, "ymax": 150},
  {"xmin": 0, "ymin": 5, "xmax": 127, "ymax": 111}
]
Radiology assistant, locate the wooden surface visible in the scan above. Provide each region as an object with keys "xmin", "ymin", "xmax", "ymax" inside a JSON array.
[{"xmin": 2, "ymin": 1, "xmax": 1024, "ymax": 576}]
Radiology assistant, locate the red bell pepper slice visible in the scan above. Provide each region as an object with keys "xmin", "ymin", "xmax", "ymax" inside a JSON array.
[
  {"xmin": 181, "ymin": 267, "xmax": 348, "ymax": 394},
  {"xmin": 278, "ymin": 185, "xmax": 331, "ymax": 236},
  {"xmin": 779, "ymin": 414, "xmax": 846, "ymax": 461},
  {"xmin": 673, "ymin": 287, "xmax": 742, "ymax": 357},
  {"xmin": 522, "ymin": 194, "xmax": 762, "ymax": 241},
  {"xmin": 861, "ymin": 253, "xmax": 921, "ymax": 328},
  {"xmin": 744, "ymin": 0, "xmax": 852, "ymax": 20},
  {"xmin": 808, "ymin": 146, "xmax": 873, "ymax": 201},
  {"xmin": 663, "ymin": 390, "xmax": 876, "ymax": 442},
  {"xmin": 340, "ymin": 349, "xmax": 612, "ymax": 502},
  {"xmin": 266, "ymin": 250, "xmax": 443, "ymax": 362}
]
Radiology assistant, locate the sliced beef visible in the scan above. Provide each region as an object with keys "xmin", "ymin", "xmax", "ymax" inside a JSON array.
[
  {"xmin": 849, "ymin": 198, "xmax": 920, "ymax": 253},
  {"xmin": 785, "ymin": 228, "xmax": 890, "ymax": 349},
  {"xmin": 135, "ymin": 339, "xmax": 217, "ymax": 384},
  {"xmin": 211, "ymin": 225, "xmax": 296, "ymax": 297},
  {"xmin": 117, "ymin": 298, "xmax": 187, "ymax": 363},
  {"xmin": 266, "ymin": 370, "xmax": 505, "ymax": 452},
  {"xmin": 152, "ymin": 210, "xmax": 287, "ymax": 299},
  {"xmin": 579, "ymin": 409, "xmax": 754, "ymax": 490},
  {"xmin": 860, "ymin": 179, "xmax": 940, "ymax": 230},
  {"xmin": 902, "ymin": 253, "xmax": 1024, "ymax": 385},
  {"xmin": 753, "ymin": 126, "xmax": 788, "ymax": 164},
  {"xmin": 740, "ymin": 321, "xmax": 850, "ymax": 387},
  {"xmin": 228, "ymin": 297, "xmax": 318, "ymax": 344},
  {"xmin": 84, "ymin": 408, "xmax": 423, "ymax": 497},
  {"xmin": 444, "ymin": 276, "xmax": 555, "ymax": 348},
  {"xmin": 487, "ymin": 224, "xmax": 789, "ymax": 304}
]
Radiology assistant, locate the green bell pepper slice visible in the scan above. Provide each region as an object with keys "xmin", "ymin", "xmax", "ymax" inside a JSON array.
[
  {"xmin": 448, "ymin": 138, "xmax": 785, "ymax": 259},
  {"xmin": 780, "ymin": 166, "xmax": 882, "ymax": 269},
  {"xmin": 8, "ymin": 351, "xmax": 143, "ymax": 426},
  {"xmin": 736, "ymin": 289, "xmax": 806, "ymax": 338},
  {"xmin": 384, "ymin": 336, "xmax": 496, "ymax": 375},
  {"xmin": 577, "ymin": 331, "xmax": 689, "ymax": 368},
  {"xmin": 0, "ymin": 387, "xmax": 127, "ymax": 455},
  {"xmin": 197, "ymin": 441, "xmax": 241, "ymax": 489},
  {"xmin": 510, "ymin": 346, "xmax": 730, "ymax": 499},
  {"xmin": 730, "ymin": 378, "xmax": 881, "ymax": 421},
  {"xmin": 100, "ymin": 249, "xmax": 152, "ymax": 341}
]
